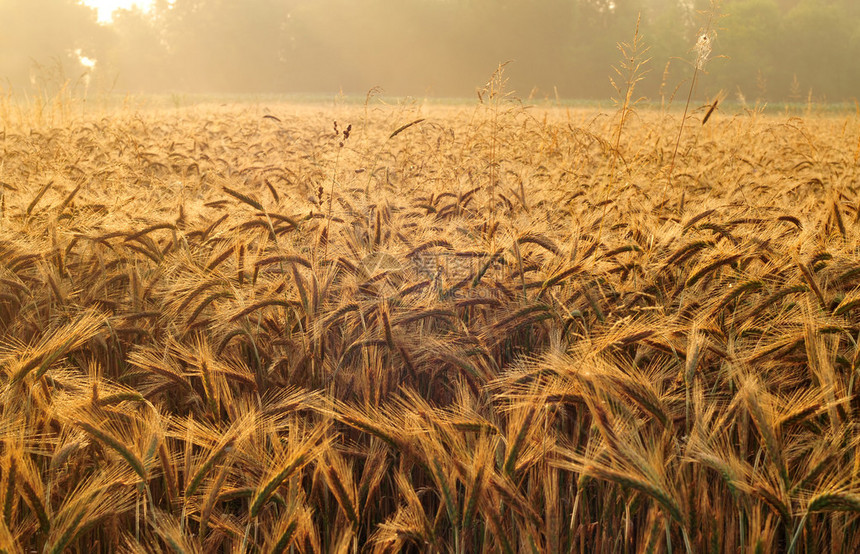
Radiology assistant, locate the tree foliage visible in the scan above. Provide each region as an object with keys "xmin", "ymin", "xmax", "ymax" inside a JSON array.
[{"xmin": 0, "ymin": 0, "xmax": 857, "ymax": 101}]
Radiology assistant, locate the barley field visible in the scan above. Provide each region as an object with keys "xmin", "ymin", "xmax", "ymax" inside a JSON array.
[{"xmin": 1, "ymin": 95, "xmax": 859, "ymax": 553}]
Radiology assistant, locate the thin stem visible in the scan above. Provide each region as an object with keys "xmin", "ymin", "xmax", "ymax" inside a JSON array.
[
  {"xmin": 597, "ymin": 15, "xmax": 648, "ymax": 244},
  {"xmin": 321, "ymin": 145, "xmax": 342, "ymax": 265},
  {"xmin": 666, "ymin": 67, "xmax": 699, "ymax": 194}
]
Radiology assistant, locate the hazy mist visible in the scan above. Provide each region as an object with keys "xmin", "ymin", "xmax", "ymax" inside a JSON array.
[{"xmin": 1, "ymin": 0, "xmax": 859, "ymax": 102}]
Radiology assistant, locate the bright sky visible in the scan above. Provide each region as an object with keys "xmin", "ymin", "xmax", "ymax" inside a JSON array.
[{"xmin": 81, "ymin": 0, "xmax": 155, "ymax": 23}]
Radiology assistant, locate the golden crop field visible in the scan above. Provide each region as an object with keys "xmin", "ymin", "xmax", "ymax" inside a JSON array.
[{"xmin": 1, "ymin": 94, "xmax": 860, "ymax": 553}]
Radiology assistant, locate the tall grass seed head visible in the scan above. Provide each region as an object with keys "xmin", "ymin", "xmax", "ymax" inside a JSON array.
[{"xmin": 695, "ymin": 33, "xmax": 712, "ymax": 70}]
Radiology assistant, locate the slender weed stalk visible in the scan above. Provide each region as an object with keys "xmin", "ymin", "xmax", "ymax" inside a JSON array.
[
  {"xmin": 662, "ymin": 1, "xmax": 720, "ymax": 203},
  {"xmin": 598, "ymin": 14, "xmax": 650, "ymax": 242},
  {"xmin": 479, "ymin": 61, "xmax": 512, "ymax": 234},
  {"xmin": 320, "ymin": 120, "xmax": 351, "ymax": 265}
]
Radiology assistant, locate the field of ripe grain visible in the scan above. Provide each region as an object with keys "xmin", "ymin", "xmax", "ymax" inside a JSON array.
[{"xmin": 1, "ymin": 99, "xmax": 859, "ymax": 553}]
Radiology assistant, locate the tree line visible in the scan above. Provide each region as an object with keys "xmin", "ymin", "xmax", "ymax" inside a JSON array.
[{"xmin": 1, "ymin": 0, "xmax": 858, "ymax": 103}]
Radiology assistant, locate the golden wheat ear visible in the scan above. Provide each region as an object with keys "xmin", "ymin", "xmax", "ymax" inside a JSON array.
[
  {"xmin": 0, "ymin": 515, "xmax": 23, "ymax": 554},
  {"xmin": 149, "ymin": 508, "xmax": 203, "ymax": 554},
  {"xmin": 248, "ymin": 423, "xmax": 330, "ymax": 518},
  {"xmin": 6, "ymin": 308, "xmax": 105, "ymax": 384},
  {"xmin": 43, "ymin": 466, "xmax": 137, "ymax": 554},
  {"xmin": 261, "ymin": 504, "xmax": 313, "ymax": 554},
  {"xmin": 370, "ymin": 469, "xmax": 438, "ymax": 552}
]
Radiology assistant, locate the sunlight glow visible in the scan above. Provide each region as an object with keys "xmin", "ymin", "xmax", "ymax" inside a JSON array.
[
  {"xmin": 74, "ymin": 49, "xmax": 96, "ymax": 69},
  {"xmin": 81, "ymin": 0, "xmax": 156, "ymax": 24}
]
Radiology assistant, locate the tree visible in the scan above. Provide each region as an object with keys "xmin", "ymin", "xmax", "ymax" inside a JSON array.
[
  {"xmin": 712, "ymin": 0, "xmax": 783, "ymax": 101},
  {"xmin": 782, "ymin": 0, "xmax": 854, "ymax": 101},
  {"xmin": 103, "ymin": 6, "xmax": 171, "ymax": 93},
  {"xmin": 160, "ymin": 0, "xmax": 291, "ymax": 92},
  {"xmin": 0, "ymin": 0, "xmax": 105, "ymax": 93}
]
